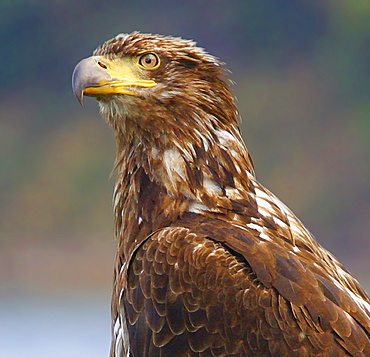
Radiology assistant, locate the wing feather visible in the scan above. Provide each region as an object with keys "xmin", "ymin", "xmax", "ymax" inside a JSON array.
[{"xmin": 121, "ymin": 213, "xmax": 370, "ymax": 356}]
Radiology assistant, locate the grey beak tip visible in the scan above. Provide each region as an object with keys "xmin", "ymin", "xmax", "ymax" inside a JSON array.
[
  {"xmin": 72, "ymin": 56, "xmax": 110, "ymax": 106},
  {"xmin": 77, "ymin": 92, "xmax": 84, "ymax": 106},
  {"xmin": 72, "ymin": 60, "xmax": 86, "ymax": 105}
]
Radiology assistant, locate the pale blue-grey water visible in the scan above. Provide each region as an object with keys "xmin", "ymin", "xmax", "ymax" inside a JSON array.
[{"xmin": 0, "ymin": 293, "xmax": 111, "ymax": 357}]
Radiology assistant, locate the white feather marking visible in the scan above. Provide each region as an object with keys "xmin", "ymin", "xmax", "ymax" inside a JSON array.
[
  {"xmin": 120, "ymin": 261, "xmax": 126, "ymax": 273},
  {"xmin": 194, "ymin": 129, "xmax": 210, "ymax": 151},
  {"xmin": 247, "ymin": 223, "xmax": 272, "ymax": 241},
  {"xmin": 188, "ymin": 202, "xmax": 211, "ymax": 213},
  {"xmin": 247, "ymin": 223, "xmax": 264, "ymax": 232},
  {"xmin": 113, "ymin": 316, "xmax": 124, "ymax": 357},
  {"xmin": 215, "ymin": 129, "xmax": 243, "ymax": 172},
  {"xmin": 161, "ymin": 148, "xmax": 189, "ymax": 193},
  {"xmin": 346, "ymin": 288, "xmax": 370, "ymax": 314},
  {"xmin": 203, "ymin": 177, "xmax": 222, "ymax": 194},
  {"xmin": 257, "ymin": 206, "xmax": 272, "ymax": 218},
  {"xmin": 273, "ymin": 197, "xmax": 293, "ymax": 217},
  {"xmin": 114, "ymin": 33, "xmax": 129, "ymax": 41},
  {"xmin": 207, "ymin": 249, "xmax": 219, "ymax": 258},
  {"xmin": 274, "ymin": 216, "xmax": 287, "ymax": 228},
  {"xmin": 185, "ymin": 142, "xmax": 196, "ymax": 159},
  {"xmin": 151, "ymin": 147, "xmax": 159, "ymax": 157},
  {"xmin": 113, "ymin": 185, "xmax": 122, "ymax": 207},
  {"xmin": 226, "ymin": 186, "xmax": 245, "ymax": 200},
  {"xmin": 159, "ymin": 89, "xmax": 182, "ymax": 98},
  {"xmin": 292, "ymin": 246, "xmax": 300, "ymax": 253},
  {"xmin": 163, "ymin": 149, "xmax": 185, "ymax": 178},
  {"xmin": 260, "ymin": 233, "xmax": 272, "ymax": 241},
  {"xmin": 232, "ymin": 223, "xmax": 250, "ymax": 231},
  {"xmin": 215, "ymin": 128, "xmax": 237, "ymax": 145},
  {"xmin": 290, "ymin": 223, "xmax": 303, "ymax": 236},
  {"xmin": 336, "ymin": 266, "xmax": 352, "ymax": 285},
  {"xmin": 193, "ymin": 243, "xmax": 204, "ymax": 254},
  {"xmin": 255, "ymin": 187, "xmax": 271, "ymax": 201},
  {"xmin": 255, "ymin": 185, "xmax": 294, "ymax": 218},
  {"xmin": 256, "ymin": 196, "xmax": 272, "ymax": 211},
  {"xmin": 332, "ymin": 279, "xmax": 370, "ymax": 314},
  {"xmin": 114, "ymin": 317, "xmax": 121, "ymax": 335},
  {"xmin": 138, "ymin": 216, "xmax": 143, "ymax": 225}
]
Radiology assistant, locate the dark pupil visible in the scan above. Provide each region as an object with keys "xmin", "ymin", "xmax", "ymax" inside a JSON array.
[{"xmin": 145, "ymin": 57, "xmax": 152, "ymax": 64}]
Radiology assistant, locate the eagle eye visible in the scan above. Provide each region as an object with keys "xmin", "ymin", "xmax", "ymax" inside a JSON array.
[{"xmin": 138, "ymin": 53, "xmax": 160, "ymax": 70}]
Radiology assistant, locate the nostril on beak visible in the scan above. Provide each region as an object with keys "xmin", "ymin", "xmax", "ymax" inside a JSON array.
[{"xmin": 98, "ymin": 61, "xmax": 108, "ymax": 69}]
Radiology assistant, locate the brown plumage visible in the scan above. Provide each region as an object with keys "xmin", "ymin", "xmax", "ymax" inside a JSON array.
[{"xmin": 72, "ymin": 32, "xmax": 370, "ymax": 357}]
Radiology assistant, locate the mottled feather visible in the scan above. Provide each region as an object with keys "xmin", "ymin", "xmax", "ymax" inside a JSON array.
[{"xmin": 73, "ymin": 32, "xmax": 370, "ymax": 357}]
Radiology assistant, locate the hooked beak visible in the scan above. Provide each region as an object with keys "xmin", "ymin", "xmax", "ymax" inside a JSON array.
[{"xmin": 72, "ymin": 56, "xmax": 157, "ymax": 105}]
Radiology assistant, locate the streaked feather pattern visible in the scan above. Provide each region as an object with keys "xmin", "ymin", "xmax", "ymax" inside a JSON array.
[{"xmin": 76, "ymin": 32, "xmax": 370, "ymax": 356}]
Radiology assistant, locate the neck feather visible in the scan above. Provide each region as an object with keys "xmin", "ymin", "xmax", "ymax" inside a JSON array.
[{"xmin": 104, "ymin": 101, "xmax": 255, "ymax": 260}]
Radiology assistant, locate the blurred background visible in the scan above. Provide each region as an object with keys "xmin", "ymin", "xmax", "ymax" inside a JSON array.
[{"xmin": 1, "ymin": 1, "xmax": 369, "ymax": 356}]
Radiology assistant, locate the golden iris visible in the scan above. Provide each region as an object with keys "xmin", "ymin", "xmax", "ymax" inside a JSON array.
[{"xmin": 138, "ymin": 53, "xmax": 160, "ymax": 70}]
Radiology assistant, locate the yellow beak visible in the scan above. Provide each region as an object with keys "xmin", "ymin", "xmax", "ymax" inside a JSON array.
[{"xmin": 72, "ymin": 56, "xmax": 157, "ymax": 104}]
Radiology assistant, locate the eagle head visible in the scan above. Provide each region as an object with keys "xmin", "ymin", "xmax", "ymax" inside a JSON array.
[{"xmin": 72, "ymin": 32, "xmax": 237, "ymax": 136}]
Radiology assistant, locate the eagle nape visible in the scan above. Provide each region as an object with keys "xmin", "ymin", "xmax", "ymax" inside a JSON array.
[{"xmin": 72, "ymin": 32, "xmax": 370, "ymax": 357}]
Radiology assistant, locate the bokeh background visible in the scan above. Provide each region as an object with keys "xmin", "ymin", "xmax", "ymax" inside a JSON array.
[{"xmin": 1, "ymin": 1, "xmax": 369, "ymax": 356}]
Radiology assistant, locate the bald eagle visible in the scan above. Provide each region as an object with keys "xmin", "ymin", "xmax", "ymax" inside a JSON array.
[{"xmin": 72, "ymin": 32, "xmax": 370, "ymax": 357}]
